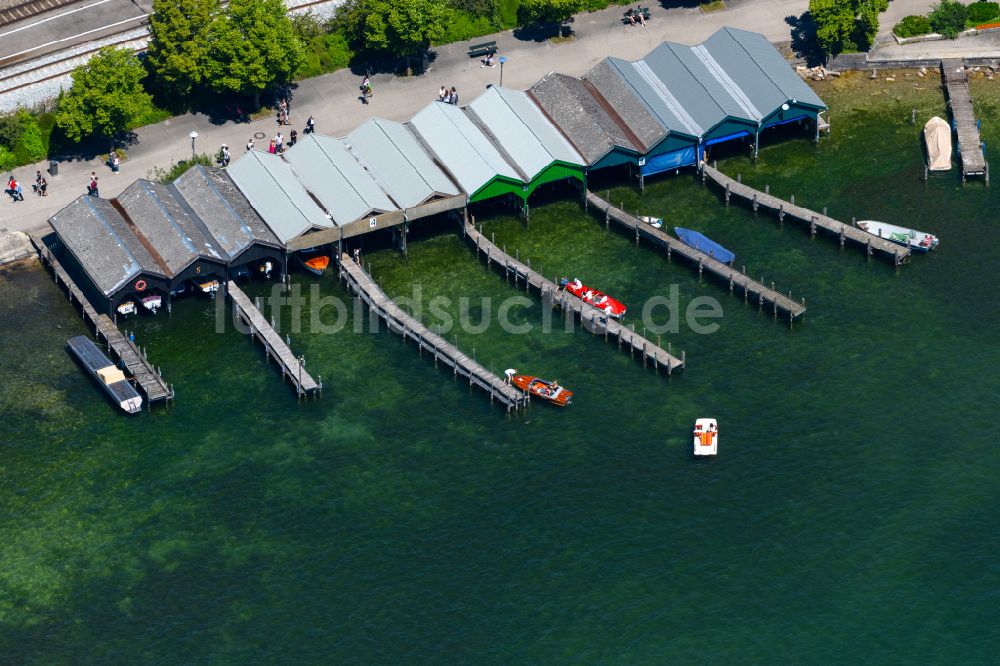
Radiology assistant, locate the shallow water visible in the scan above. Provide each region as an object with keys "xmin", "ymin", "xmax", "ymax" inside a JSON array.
[{"xmin": 1, "ymin": 72, "xmax": 999, "ymax": 662}]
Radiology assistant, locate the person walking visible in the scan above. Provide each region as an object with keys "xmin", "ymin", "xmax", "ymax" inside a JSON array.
[
  {"xmin": 38, "ymin": 175, "xmax": 47, "ymax": 196},
  {"xmin": 438, "ymin": 85, "xmax": 447, "ymax": 102},
  {"xmin": 268, "ymin": 138, "xmax": 276, "ymax": 154},
  {"xmin": 449, "ymin": 87, "xmax": 458, "ymax": 105},
  {"xmin": 246, "ymin": 137, "xmax": 255, "ymax": 152},
  {"xmin": 87, "ymin": 174, "xmax": 99, "ymax": 197},
  {"xmin": 290, "ymin": 129, "xmax": 297, "ymax": 147},
  {"xmin": 221, "ymin": 144, "xmax": 231, "ymax": 166},
  {"xmin": 32, "ymin": 170, "xmax": 42, "ymax": 195},
  {"xmin": 361, "ymin": 75, "xmax": 372, "ymax": 103},
  {"xmin": 306, "ymin": 115, "xmax": 315, "ymax": 134},
  {"xmin": 275, "ymin": 132, "xmax": 283, "ymax": 153},
  {"xmin": 111, "ymin": 153, "xmax": 120, "ymax": 174}
]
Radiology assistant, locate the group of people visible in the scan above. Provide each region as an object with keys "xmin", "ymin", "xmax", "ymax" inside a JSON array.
[
  {"xmin": 87, "ymin": 172, "xmax": 99, "ymax": 197},
  {"xmin": 625, "ymin": 5, "xmax": 648, "ymax": 25},
  {"xmin": 437, "ymin": 85, "xmax": 459, "ymax": 105},
  {"xmin": 277, "ymin": 98, "xmax": 291, "ymax": 126}
]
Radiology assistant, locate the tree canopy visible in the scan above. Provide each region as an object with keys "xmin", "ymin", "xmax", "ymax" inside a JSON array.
[
  {"xmin": 145, "ymin": 0, "xmax": 218, "ymax": 100},
  {"xmin": 517, "ymin": 0, "xmax": 583, "ymax": 27},
  {"xmin": 809, "ymin": 0, "xmax": 889, "ymax": 57},
  {"xmin": 336, "ymin": 0, "xmax": 448, "ymax": 56},
  {"xmin": 55, "ymin": 47, "xmax": 154, "ymax": 144},
  {"xmin": 203, "ymin": 0, "xmax": 302, "ymax": 101}
]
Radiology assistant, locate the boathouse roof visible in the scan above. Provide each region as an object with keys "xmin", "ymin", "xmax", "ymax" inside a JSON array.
[
  {"xmin": 347, "ymin": 118, "xmax": 461, "ymax": 209},
  {"xmin": 283, "ymin": 133, "xmax": 395, "ymax": 226},
  {"xmin": 583, "ymin": 59, "xmax": 673, "ymax": 150},
  {"xmin": 227, "ymin": 149, "xmax": 334, "ymax": 244},
  {"xmin": 114, "ymin": 179, "xmax": 227, "ymax": 274},
  {"xmin": 49, "ymin": 195, "xmax": 168, "ymax": 295},
  {"xmin": 172, "ymin": 166, "xmax": 281, "ymax": 258},
  {"xmin": 528, "ymin": 72, "xmax": 640, "ymax": 164},
  {"xmin": 408, "ymin": 101, "xmax": 521, "ymax": 197},
  {"xmin": 467, "ymin": 87, "xmax": 584, "ymax": 181}
]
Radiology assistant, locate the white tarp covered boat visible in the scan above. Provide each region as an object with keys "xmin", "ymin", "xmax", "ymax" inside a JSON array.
[{"xmin": 924, "ymin": 116, "xmax": 952, "ymax": 171}]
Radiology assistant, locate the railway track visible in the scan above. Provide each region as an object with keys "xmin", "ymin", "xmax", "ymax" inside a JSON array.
[{"xmin": 0, "ymin": 0, "xmax": 81, "ymax": 27}]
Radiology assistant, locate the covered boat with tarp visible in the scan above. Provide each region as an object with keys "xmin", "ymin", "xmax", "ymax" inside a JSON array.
[
  {"xmin": 674, "ymin": 227, "xmax": 735, "ymax": 264},
  {"xmin": 924, "ymin": 116, "xmax": 952, "ymax": 171}
]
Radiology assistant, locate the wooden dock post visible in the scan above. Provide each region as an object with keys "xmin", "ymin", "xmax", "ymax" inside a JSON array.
[
  {"xmin": 752, "ymin": 193, "xmax": 758, "ymax": 212},
  {"xmin": 778, "ymin": 204, "xmax": 784, "ymax": 223},
  {"xmin": 725, "ymin": 183, "xmax": 731, "ymax": 205}
]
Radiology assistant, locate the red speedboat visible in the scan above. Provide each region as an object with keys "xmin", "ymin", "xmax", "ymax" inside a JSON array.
[
  {"xmin": 505, "ymin": 369, "xmax": 573, "ymax": 407},
  {"xmin": 559, "ymin": 277, "xmax": 627, "ymax": 319}
]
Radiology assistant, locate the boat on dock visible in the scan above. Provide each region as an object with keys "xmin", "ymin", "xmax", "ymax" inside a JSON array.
[
  {"xmin": 560, "ymin": 277, "xmax": 627, "ymax": 318},
  {"xmin": 856, "ymin": 221, "xmax": 939, "ymax": 253},
  {"xmin": 297, "ymin": 250, "xmax": 330, "ymax": 277},
  {"xmin": 640, "ymin": 215, "xmax": 663, "ymax": 229},
  {"xmin": 67, "ymin": 335, "xmax": 143, "ymax": 413},
  {"xmin": 505, "ymin": 369, "xmax": 572, "ymax": 406},
  {"xmin": 693, "ymin": 418, "xmax": 718, "ymax": 456},
  {"xmin": 924, "ymin": 116, "xmax": 952, "ymax": 171},
  {"xmin": 675, "ymin": 227, "xmax": 735, "ymax": 264}
]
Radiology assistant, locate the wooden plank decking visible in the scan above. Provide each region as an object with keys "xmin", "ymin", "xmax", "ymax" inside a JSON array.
[
  {"xmin": 941, "ymin": 59, "xmax": 989, "ymax": 182},
  {"xmin": 700, "ymin": 163, "xmax": 911, "ymax": 265},
  {"xmin": 227, "ymin": 281, "xmax": 320, "ymax": 397},
  {"xmin": 461, "ymin": 222, "xmax": 686, "ymax": 373},
  {"xmin": 585, "ymin": 191, "xmax": 806, "ymax": 321},
  {"xmin": 338, "ymin": 255, "xmax": 527, "ymax": 412},
  {"xmin": 33, "ymin": 236, "xmax": 174, "ymax": 403}
]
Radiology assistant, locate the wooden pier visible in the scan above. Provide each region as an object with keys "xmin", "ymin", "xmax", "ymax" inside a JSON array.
[
  {"xmin": 227, "ymin": 281, "xmax": 320, "ymax": 397},
  {"xmin": 338, "ymin": 255, "xmax": 527, "ymax": 412},
  {"xmin": 941, "ymin": 59, "xmax": 989, "ymax": 183},
  {"xmin": 585, "ymin": 191, "xmax": 806, "ymax": 321},
  {"xmin": 700, "ymin": 163, "xmax": 910, "ymax": 265},
  {"xmin": 33, "ymin": 236, "xmax": 175, "ymax": 404},
  {"xmin": 461, "ymin": 222, "xmax": 686, "ymax": 374}
]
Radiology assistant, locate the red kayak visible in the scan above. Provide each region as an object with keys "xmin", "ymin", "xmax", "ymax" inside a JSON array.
[{"xmin": 559, "ymin": 277, "xmax": 627, "ymax": 319}]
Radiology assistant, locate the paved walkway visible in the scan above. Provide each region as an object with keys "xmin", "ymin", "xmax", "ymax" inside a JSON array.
[{"xmin": 0, "ymin": 0, "xmax": 959, "ymax": 236}]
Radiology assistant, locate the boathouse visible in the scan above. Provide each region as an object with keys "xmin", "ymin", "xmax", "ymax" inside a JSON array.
[
  {"xmin": 171, "ymin": 166, "xmax": 284, "ymax": 277},
  {"xmin": 465, "ymin": 86, "xmax": 585, "ymax": 197},
  {"xmin": 49, "ymin": 196, "xmax": 171, "ymax": 313},
  {"xmin": 408, "ymin": 101, "xmax": 525, "ymax": 204}
]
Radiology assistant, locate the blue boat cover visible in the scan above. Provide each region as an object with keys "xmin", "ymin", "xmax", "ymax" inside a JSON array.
[
  {"xmin": 640, "ymin": 146, "xmax": 697, "ymax": 176},
  {"xmin": 674, "ymin": 227, "xmax": 736, "ymax": 264}
]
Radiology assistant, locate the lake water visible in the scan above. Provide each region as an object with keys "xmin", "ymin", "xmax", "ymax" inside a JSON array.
[{"xmin": 2, "ymin": 72, "xmax": 998, "ymax": 662}]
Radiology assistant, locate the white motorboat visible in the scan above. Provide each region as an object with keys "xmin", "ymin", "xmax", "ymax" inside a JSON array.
[
  {"xmin": 640, "ymin": 215, "xmax": 663, "ymax": 229},
  {"xmin": 116, "ymin": 300, "xmax": 136, "ymax": 316},
  {"xmin": 141, "ymin": 294, "xmax": 162, "ymax": 313},
  {"xmin": 856, "ymin": 220, "xmax": 939, "ymax": 253},
  {"xmin": 693, "ymin": 418, "xmax": 718, "ymax": 456}
]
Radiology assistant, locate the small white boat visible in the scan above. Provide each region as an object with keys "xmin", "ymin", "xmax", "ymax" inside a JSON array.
[
  {"xmin": 693, "ymin": 418, "xmax": 718, "ymax": 456},
  {"xmin": 141, "ymin": 294, "xmax": 162, "ymax": 313},
  {"xmin": 857, "ymin": 220, "xmax": 939, "ymax": 253},
  {"xmin": 196, "ymin": 279, "xmax": 220, "ymax": 294},
  {"xmin": 640, "ymin": 215, "xmax": 663, "ymax": 229},
  {"xmin": 116, "ymin": 300, "xmax": 136, "ymax": 316}
]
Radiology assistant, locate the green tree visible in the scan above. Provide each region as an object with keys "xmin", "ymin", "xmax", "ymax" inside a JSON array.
[
  {"xmin": 55, "ymin": 47, "xmax": 154, "ymax": 148},
  {"xmin": 145, "ymin": 0, "xmax": 218, "ymax": 101},
  {"xmin": 930, "ymin": 0, "xmax": 969, "ymax": 38},
  {"xmin": 809, "ymin": 0, "xmax": 889, "ymax": 57},
  {"xmin": 14, "ymin": 111, "xmax": 46, "ymax": 162},
  {"xmin": 516, "ymin": 0, "xmax": 582, "ymax": 27},
  {"xmin": 337, "ymin": 0, "xmax": 448, "ymax": 57},
  {"xmin": 204, "ymin": 0, "xmax": 302, "ymax": 107}
]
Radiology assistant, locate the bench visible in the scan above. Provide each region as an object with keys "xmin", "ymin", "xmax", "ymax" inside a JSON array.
[{"xmin": 468, "ymin": 41, "xmax": 497, "ymax": 58}]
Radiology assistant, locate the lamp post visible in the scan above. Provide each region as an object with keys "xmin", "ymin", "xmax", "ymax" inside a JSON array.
[
  {"xmin": 499, "ymin": 56, "xmax": 507, "ymax": 87},
  {"xmin": 189, "ymin": 130, "xmax": 198, "ymax": 159}
]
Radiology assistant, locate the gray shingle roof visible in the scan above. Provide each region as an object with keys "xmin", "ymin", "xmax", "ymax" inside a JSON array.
[
  {"xmin": 49, "ymin": 195, "xmax": 167, "ymax": 296},
  {"xmin": 283, "ymin": 133, "xmax": 394, "ymax": 226},
  {"xmin": 529, "ymin": 73, "xmax": 636, "ymax": 164},
  {"xmin": 347, "ymin": 118, "xmax": 459, "ymax": 209},
  {"xmin": 115, "ymin": 179, "xmax": 226, "ymax": 274},
  {"xmin": 583, "ymin": 60, "xmax": 671, "ymax": 149},
  {"xmin": 409, "ymin": 101, "xmax": 521, "ymax": 195},
  {"xmin": 226, "ymin": 150, "xmax": 333, "ymax": 244},
  {"xmin": 172, "ymin": 165, "xmax": 280, "ymax": 259}
]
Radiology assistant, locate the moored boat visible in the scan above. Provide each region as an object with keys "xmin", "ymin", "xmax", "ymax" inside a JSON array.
[
  {"xmin": 297, "ymin": 250, "xmax": 330, "ymax": 276},
  {"xmin": 196, "ymin": 279, "xmax": 220, "ymax": 294},
  {"xmin": 675, "ymin": 227, "xmax": 736, "ymax": 264},
  {"xmin": 505, "ymin": 369, "xmax": 572, "ymax": 406},
  {"xmin": 856, "ymin": 220, "xmax": 939, "ymax": 252},
  {"xmin": 67, "ymin": 335, "xmax": 143, "ymax": 414},
  {"xmin": 560, "ymin": 277, "xmax": 627, "ymax": 318},
  {"xmin": 693, "ymin": 418, "xmax": 718, "ymax": 456},
  {"xmin": 116, "ymin": 300, "xmax": 136, "ymax": 316},
  {"xmin": 640, "ymin": 215, "xmax": 663, "ymax": 229},
  {"xmin": 924, "ymin": 116, "xmax": 952, "ymax": 171},
  {"xmin": 141, "ymin": 294, "xmax": 162, "ymax": 313}
]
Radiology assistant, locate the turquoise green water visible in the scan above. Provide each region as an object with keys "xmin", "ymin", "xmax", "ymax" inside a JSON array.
[{"xmin": 2, "ymin": 73, "xmax": 999, "ymax": 662}]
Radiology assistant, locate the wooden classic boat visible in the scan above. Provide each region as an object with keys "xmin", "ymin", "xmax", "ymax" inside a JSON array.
[
  {"xmin": 67, "ymin": 335, "xmax": 143, "ymax": 414},
  {"xmin": 857, "ymin": 220, "xmax": 939, "ymax": 253},
  {"xmin": 560, "ymin": 277, "xmax": 627, "ymax": 318},
  {"xmin": 505, "ymin": 369, "xmax": 572, "ymax": 406},
  {"xmin": 693, "ymin": 418, "xmax": 718, "ymax": 456},
  {"xmin": 298, "ymin": 250, "xmax": 330, "ymax": 276}
]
